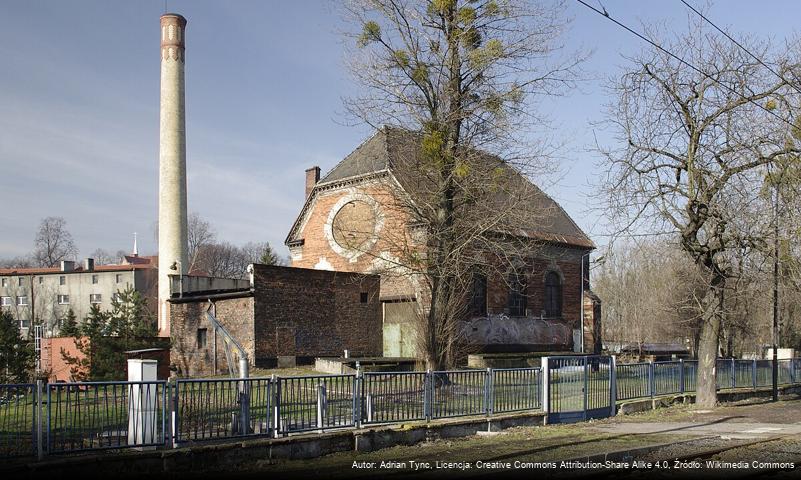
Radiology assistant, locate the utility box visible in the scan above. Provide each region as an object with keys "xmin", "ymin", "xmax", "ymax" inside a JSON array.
[{"xmin": 127, "ymin": 359, "xmax": 158, "ymax": 449}]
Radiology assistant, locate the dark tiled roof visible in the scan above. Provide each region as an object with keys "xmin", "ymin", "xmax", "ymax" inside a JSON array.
[{"xmin": 293, "ymin": 126, "xmax": 594, "ymax": 249}]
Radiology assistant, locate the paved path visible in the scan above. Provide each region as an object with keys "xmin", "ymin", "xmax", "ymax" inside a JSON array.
[{"xmin": 588, "ymin": 421, "xmax": 801, "ymax": 439}]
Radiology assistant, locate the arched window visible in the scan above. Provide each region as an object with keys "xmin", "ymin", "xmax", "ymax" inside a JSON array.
[
  {"xmin": 507, "ymin": 272, "xmax": 527, "ymax": 317},
  {"xmin": 544, "ymin": 271, "xmax": 562, "ymax": 318},
  {"xmin": 469, "ymin": 273, "xmax": 487, "ymax": 316}
]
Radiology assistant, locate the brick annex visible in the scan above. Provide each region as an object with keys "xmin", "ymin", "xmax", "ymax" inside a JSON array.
[{"xmin": 170, "ymin": 264, "xmax": 380, "ymax": 375}]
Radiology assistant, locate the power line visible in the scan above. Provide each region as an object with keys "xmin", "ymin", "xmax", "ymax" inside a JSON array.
[
  {"xmin": 679, "ymin": 0, "xmax": 801, "ymax": 97},
  {"xmin": 575, "ymin": 0, "xmax": 797, "ymax": 131}
]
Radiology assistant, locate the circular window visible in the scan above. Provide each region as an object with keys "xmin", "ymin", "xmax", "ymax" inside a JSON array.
[{"xmin": 331, "ymin": 200, "xmax": 378, "ymax": 252}]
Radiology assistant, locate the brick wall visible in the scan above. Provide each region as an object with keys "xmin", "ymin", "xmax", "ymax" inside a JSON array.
[
  {"xmin": 252, "ymin": 264, "xmax": 382, "ymax": 364},
  {"xmin": 170, "ymin": 295, "xmax": 255, "ymax": 377},
  {"xmin": 170, "ymin": 265, "xmax": 382, "ymax": 376}
]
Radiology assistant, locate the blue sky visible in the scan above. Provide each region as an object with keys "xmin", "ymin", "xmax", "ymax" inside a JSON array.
[{"xmin": 1, "ymin": 1, "xmax": 799, "ymax": 259}]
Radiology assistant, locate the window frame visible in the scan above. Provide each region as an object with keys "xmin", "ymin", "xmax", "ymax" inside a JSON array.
[
  {"xmin": 507, "ymin": 272, "xmax": 527, "ymax": 317},
  {"xmin": 544, "ymin": 271, "xmax": 563, "ymax": 318},
  {"xmin": 89, "ymin": 293, "xmax": 102, "ymax": 304},
  {"xmin": 57, "ymin": 294, "xmax": 70, "ymax": 305},
  {"xmin": 197, "ymin": 328, "xmax": 208, "ymax": 348},
  {"xmin": 17, "ymin": 295, "xmax": 29, "ymax": 306}
]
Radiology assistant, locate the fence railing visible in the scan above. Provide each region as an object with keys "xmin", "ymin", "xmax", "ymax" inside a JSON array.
[
  {"xmin": 4, "ymin": 357, "xmax": 801, "ymax": 459},
  {"xmin": 46, "ymin": 381, "xmax": 167, "ymax": 454}
]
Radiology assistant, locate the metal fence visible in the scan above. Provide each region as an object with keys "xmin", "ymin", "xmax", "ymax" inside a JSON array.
[
  {"xmin": 615, "ymin": 358, "xmax": 801, "ymax": 401},
  {"xmin": 4, "ymin": 357, "xmax": 801, "ymax": 459},
  {"xmin": 0, "ymin": 384, "xmax": 36, "ymax": 458},
  {"xmin": 47, "ymin": 381, "xmax": 167, "ymax": 453}
]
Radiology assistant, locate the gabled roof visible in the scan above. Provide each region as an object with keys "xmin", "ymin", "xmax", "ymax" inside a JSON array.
[{"xmin": 287, "ymin": 126, "xmax": 594, "ymax": 249}]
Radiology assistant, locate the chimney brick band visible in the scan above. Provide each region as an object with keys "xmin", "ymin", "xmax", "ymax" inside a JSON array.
[{"xmin": 160, "ymin": 14, "xmax": 187, "ymax": 62}]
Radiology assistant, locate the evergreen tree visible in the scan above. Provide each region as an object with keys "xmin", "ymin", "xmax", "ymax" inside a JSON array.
[
  {"xmin": 58, "ymin": 309, "xmax": 80, "ymax": 337},
  {"xmin": 61, "ymin": 287, "xmax": 157, "ymax": 380},
  {"xmin": 0, "ymin": 311, "xmax": 34, "ymax": 383}
]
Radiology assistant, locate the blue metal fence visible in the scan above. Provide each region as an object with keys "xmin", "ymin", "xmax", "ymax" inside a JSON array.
[
  {"xmin": 5, "ymin": 357, "xmax": 801, "ymax": 459},
  {"xmin": 0, "ymin": 383, "xmax": 36, "ymax": 458},
  {"xmin": 46, "ymin": 381, "xmax": 167, "ymax": 453}
]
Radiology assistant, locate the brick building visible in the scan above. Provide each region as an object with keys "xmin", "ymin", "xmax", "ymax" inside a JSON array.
[
  {"xmin": 170, "ymin": 264, "xmax": 381, "ymax": 376},
  {"xmin": 285, "ymin": 126, "xmax": 601, "ymax": 357}
]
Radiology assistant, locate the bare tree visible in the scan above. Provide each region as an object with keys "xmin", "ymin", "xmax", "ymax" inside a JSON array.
[
  {"xmin": 0, "ymin": 256, "xmax": 34, "ymax": 268},
  {"xmin": 597, "ymin": 17, "xmax": 801, "ymax": 406},
  {"xmin": 342, "ymin": 0, "xmax": 585, "ymax": 368},
  {"xmin": 90, "ymin": 249, "xmax": 116, "ymax": 265},
  {"xmin": 33, "ymin": 217, "xmax": 78, "ymax": 268},
  {"xmin": 187, "ymin": 212, "xmax": 216, "ymax": 274}
]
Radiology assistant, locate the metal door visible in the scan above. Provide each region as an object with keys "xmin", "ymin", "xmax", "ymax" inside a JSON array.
[{"xmin": 545, "ymin": 355, "xmax": 613, "ymax": 424}]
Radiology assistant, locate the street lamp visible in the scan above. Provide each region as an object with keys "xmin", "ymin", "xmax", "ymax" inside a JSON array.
[{"xmin": 580, "ymin": 253, "xmax": 605, "ymax": 354}]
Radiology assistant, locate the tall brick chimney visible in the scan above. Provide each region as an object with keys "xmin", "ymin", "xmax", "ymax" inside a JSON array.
[
  {"xmin": 305, "ymin": 166, "xmax": 320, "ymax": 199},
  {"xmin": 158, "ymin": 13, "xmax": 189, "ymax": 337}
]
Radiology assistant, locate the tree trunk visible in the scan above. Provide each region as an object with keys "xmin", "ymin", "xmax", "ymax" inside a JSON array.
[{"xmin": 696, "ymin": 275, "xmax": 725, "ymax": 408}]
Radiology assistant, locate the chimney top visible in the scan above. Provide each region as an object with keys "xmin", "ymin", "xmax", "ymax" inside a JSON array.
[
  {"xmin": 84, "ymin": 258, "xmax": 95, "ymax": 272},
  {"xmin": 60, "ymin": 260, "xmax": 75, "ymax": 273},
  {"xmin": 160, "ymin": 13, "xmax": 187, "ymax": 61},
  {"xmin": 305, "ymin": 166, "xmax": 321, "ymax": 200}
]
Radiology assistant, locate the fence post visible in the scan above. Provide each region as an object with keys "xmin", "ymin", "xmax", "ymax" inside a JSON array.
[
  {"xmin": 273, "ymin": 375, "xmax": 282, "ymax": 438},
  {"xmin": 353, "ymin": 367, "xmax": 362, "ymax": 429},
  {"xmin": 36, "ymin": 380, "xmax": 44, "ymax": 460},
  {"xmin": 541, "ymin": 357, "xmax": 550, "ymax": 424},
  {"xmin": 485, "ymin": 368, "xmax": 493, "ymax": 417},
  {"xmin": 752, "ymin": 359, "xmax": 757, "ymax": 391},
  {"xmin": 731, "ymin": 358, "xmax": 736, "ymax": 389},
  {"xmin": 582, "ymin": 357, "xmax": 589, "ymax": 421},
  {"xmin": 172, "ymin": 379, "xmax": 181, "ymax": 448},
  {"xmin": 649, "ymin": 361, "xmax": 654, "ymax": 399},
  {"xmin": 317, "ymin": 382, "xmax": 327, "ymax": 432},
  {"xmin": 679, "ymin": 359, "xmax": 685, "ymax": 394},
  {"xmin": 424, "ymin": 369, "xmax": 432, "ymax": 422},
  {"xmin": 609, "ymin": 356, "xmax": 617, "ymax": 417}
]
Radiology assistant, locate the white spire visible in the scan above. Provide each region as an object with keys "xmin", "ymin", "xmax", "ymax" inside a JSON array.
[{"xmin": 133, "ymin": 232, "xmax": 139, "ymax": 256}]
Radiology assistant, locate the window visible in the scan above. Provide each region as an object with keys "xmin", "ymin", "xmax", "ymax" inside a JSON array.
[
  {"xmin": 20, "ymin": 319, "xmax": 30, "ymax": 329},
  {"xmin": 115, "ymin": 274, "xmax": 122, "ymax": 283},
  {"xmin": 17, "ymin": 296, "xmax": 29, "ymax": 306},
  {"xmin": 57, "ymin": 295, "xmax": 70, "ymax": 305},
  {"xmin": 59, "ymin": 276, "xmax": 66, "ymax": 286},
  {"xmin": 91, "ymin": 274, "xmax": 98, "ymax": 284},
  {"xmin": 544, "ymin": 271, "xmax": 562, "ymax": 318},
  {"xmin": 197, "ymin": 328, "xmax": 208, "ymax": 348},
  {"xmin": 18, "ymin": 277, "xmax": 23, "ymax": 286},
  {"xmin": 0, "ymin": 296, "xmax": 11, "ymax": 307},
  {"xmin": 470, "ymin": 273, "xmax": 487, "ymax": 316},
  {"xmin": 38, "ymin": 277, "xmax": 43, "ymax": 284},
  {"xmin": 112, "ymin": 292, "xmax": 121, "ymax": 303},
  {"xmin": 89, "ymin": 294, "xmax": 102, "ymax": 304},
  {"xmin": 507, "ymin": 272, "xmax": 527, "ymax": 316},
  {"xmin": 360, "ymin": 292, "xmax": 369, "ymax": 303},
  {"xmin": 1, "ymin": 278, "xmax": 7, "ymax": 287}
]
